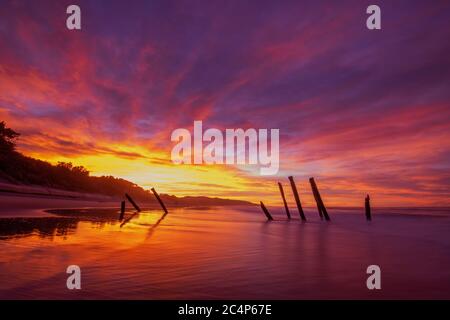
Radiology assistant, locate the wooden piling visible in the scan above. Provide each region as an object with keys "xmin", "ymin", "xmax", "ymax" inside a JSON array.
[
  {"xmin": 288, "ymin": 176, "xmax": 306, "ymax": 221},
  {"xmin": 125, "ymin": 193, "xmax": 141, "ymax": 212},
  {"xmin": 309, "ymin": 177, "xmax": 330, "ymax": 221},
  {"xmin": 278, "ymin": 182, "xmax": 291, "ymax": 219},
  {"xmin": 312, "ymin": 189, "xmax": 324, "ymax": 220},
  {"xmin": 309, "ymin": 177, "xmax": 323, "ymax": 219},
  {"xmin": 260, "ymin": 201, "xmax": 274, "ymax": 221},
  {"xmin": 119, "ymin": 200, "xmax": 125, "ymax": 220},
  {"xmin": 151, "ymin": 188, "xmax": 168, "ymax": 214},
  {"xmin": 365, "ymin": 194, "xmax": 371, "ymax": 221}
]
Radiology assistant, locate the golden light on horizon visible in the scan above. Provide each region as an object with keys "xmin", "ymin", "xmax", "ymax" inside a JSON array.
[
  {"xmin": 14, "ymin": 138, "xmax": 450, "ymax": 208},
  {"xmin": 22, "ymin": 144, "xmax": 273, "ymax": 203}
]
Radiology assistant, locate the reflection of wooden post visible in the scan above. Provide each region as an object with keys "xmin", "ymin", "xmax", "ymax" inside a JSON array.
[
  {"xmin": 151, "ymin": 188, "xmax": 168, "ymax": 214},
  {"xmin": 260, "ymin": 201, "xmax": 274, "ymax": 221},
  {"xmin": 119, "ymin": 201, "xmax": 125, "ymax": 220},
  {"xmin": 120, "ymin": 212, "xmax": 139, "ymax": 228},
  {"xmin": 278, "ymin": 182, "xmax": 291, "ymax": 219},
  {"xmin": 365, "ymin": 194, "xmax": 371, "ymax": 221},
  {"xmin": 288, "ymin": 176, "xmax": 306, "ymax": 221},
  {"xmin": 309, "ymin": 178, "xmax": 330, "ymax": 221},
  {"xmin": 125, "ymin": 193, "xmax": 141, "ymax": 212}
]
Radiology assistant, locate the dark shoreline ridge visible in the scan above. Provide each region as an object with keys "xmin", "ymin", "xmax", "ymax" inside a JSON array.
[
  {"xmin": 0, "ymin": 122, "xmax": 253, "ymax": 207},
  {"xmin": 0, "ymin": 182, "xmax": 254, "ymax": 207}
]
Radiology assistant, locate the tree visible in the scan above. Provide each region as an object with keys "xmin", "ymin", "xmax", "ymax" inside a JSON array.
[
  {"xmin": 57, "ymin": 162, "xmax": 73, "ymax": 170},
  {"xmin": 72, "ymin": 165, "xmax": 89, "ymax": 176},
  {"xmin": 0, "ymin": 121, "xmax": 20, "ymax": 154}
]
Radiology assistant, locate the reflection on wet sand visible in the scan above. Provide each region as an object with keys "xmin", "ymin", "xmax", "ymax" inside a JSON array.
[
  {"xmin": 0, "ymin": 217, "xmax": 79, "ymax": 240},
  {"xmin": 0, "ymin": 207, "xmax": 450, "ymax": 299},
  {"xmin": 147, "ymin": 212, "xmax": 168, "ymax": 239},
  {"xmin": 120, "ymin": 212, "xmax": 139, "ymax": 228},
  {"xmin": 0, "ymin": 208, "xmax": 123, "ymax": 240},
  {"xmin": 0, "ymin": 208, "xmax": 169, "ymax": 241}
]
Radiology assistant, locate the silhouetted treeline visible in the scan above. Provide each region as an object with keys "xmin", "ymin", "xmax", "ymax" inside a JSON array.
[
  {"xmin": 0, "ymin": 122, "xmax": 252, "ymax": 206},
  {"xmin": 0, "ymin": 122, "xmax": 161, "ymax": 201}
]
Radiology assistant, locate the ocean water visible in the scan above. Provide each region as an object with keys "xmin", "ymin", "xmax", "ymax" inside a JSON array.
[{"xmin": 0, "ymin": 206, "xmax": 449, "ymax": 299}]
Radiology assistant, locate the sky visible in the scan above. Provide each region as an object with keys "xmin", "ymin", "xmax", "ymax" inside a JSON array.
[{"xmin": 1, "ymin": 0, "xmax": 450, "ymax": 207}]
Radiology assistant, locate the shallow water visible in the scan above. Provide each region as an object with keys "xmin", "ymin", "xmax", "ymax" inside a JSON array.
[{"xmin": 0, "ymin": 206, "xmax": 449, "ymax": 299}]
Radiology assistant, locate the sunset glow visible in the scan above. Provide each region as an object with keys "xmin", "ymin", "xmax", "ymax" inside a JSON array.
[{"xmin": 1, "ymin": 1, "xmax": 449, "ymax": 206}]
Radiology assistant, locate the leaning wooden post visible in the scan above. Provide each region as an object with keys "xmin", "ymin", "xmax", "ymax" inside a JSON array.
[
  {"xmin": 365, "ymin": 194, "xmax": 371, "ymax": 221},
  {"xmin": 125, "ymin": 193, "xmax": 141, "ymax": 212},
  {"xmin": 312, "ymin": 190, "xmax": 324, "ymax": 219},
  {"xmin": 151, "ymin": 188, "xmax": 168, "ymax": 214},
  {"xmin": 260, "ymin": 201, "xmax": 274, "ymax": 221},
  {"xmin": 278, "ymin": 182, "xmax": 291, "ymax": 219},
  {"xmin": 309, "ymin": 179, "xmax": 323, "ymax": 219},
  {"xmin": 119, "ymin": 200, "xmax": 126, "ymax": 220},
  {"xmin": 288, "ymin": 176, "xmax": 306, "ymax": 221},
  {"xmin": 309, "ymin": 178, "xmax": 330, "ymax": 221}
]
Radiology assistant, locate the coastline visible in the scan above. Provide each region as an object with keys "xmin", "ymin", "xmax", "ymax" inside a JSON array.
[{"xmin": 0, "ymin": 181, "xmax": 255, "ymax": 218}]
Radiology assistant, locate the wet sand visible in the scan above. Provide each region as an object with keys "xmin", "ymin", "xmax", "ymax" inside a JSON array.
[
  {"xmin": 0, "ymin": 193, "xmax": 119, "ymax": 218},
  {"xmin": 0, "ymin": 198, "xmax": 449, "ymax": 299}
]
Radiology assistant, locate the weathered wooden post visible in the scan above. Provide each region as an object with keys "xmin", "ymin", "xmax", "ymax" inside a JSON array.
[
  {"xmin": 365, "ymin": 194, "xmax": 371, "ymax": 221},
  {"xmin": 312, "ymin": 189, "xmax": 324, "ymax": 219},
  {"xmin": 309, "ymin": 177, "xmax": 323, "ymax": 219},
  {"xmin": 151, "ymin": 187, "xmax": 168, "ymax": 214},
  {"xmin": 125, "ymin": 193, "xmax": 141, "ymax": 212},
  {"xmin": 278, "ymin": 182, "xmax": 291, "ymax": 219},
  {"xmin": 309, "ymin": 177, "xmax": 330, "ymax": 221},
  {"xmin": 119, "ymin": 200, "xmax": 125, "ymax": 220},
  {"xmin": 260, "ymin": 201, "xmax": 274, "ymax": 221},
  {"xmin": 288, "ymin": 176, "xmax": 306, "ymax": 221}
]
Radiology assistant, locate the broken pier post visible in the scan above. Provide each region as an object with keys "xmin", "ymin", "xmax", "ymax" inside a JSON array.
[
  {"xmin": 260, "ymin": 201, "xmax": 274, "ymax": 221},
  {"xmin": 312, "ymin": 189, "xmax": 324, "ymax": 220},
  {"xmin": 309, "ymin": 177, "xmax": 323, "ymax": 219},
  {"xmin": 125, "ymin": 193, "xmax": 141, "ymax": 212},
  {"xmin": 288, "ymin": 176, "xmax": 307, "ymax": 221},
  {"xmin": 365, "ymin": 194, "xmax": 371, "ymax": 221},
  {"xmin": 278, "ymin": 182, "xmax": 291, "ymax": 219},
  {"xmin": 151, "ymin": 187, "xmax": 168, "ymax": 214},
  {"xmin": 119, "ymin": 200, "xmax": 125, "ymax": 220},
  {"xmin": 309, "ymin": 177, "xmax": 330, "ymax": 221}
]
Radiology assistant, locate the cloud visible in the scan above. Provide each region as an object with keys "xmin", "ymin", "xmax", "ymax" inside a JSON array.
[{"xmin": 1, "ymin": 0, "xmax": 449, "ymax": 205}]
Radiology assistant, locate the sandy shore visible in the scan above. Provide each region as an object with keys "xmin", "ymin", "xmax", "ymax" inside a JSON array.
[
  {"xmin": 0, "ymin": 192, "xmax": 121, "ymax": 218},
  {"xmin": 1, "ymin": 206, "xmax": 449, "ymax": 299},
  {"xmin": 0, "ymin": 182, "xmax": 251, "ymax": 218}
]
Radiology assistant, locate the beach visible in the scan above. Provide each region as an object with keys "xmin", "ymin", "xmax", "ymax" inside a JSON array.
[{"xmin": 0, "ymin": 193, "xmax": 449, "ymax": 299}]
